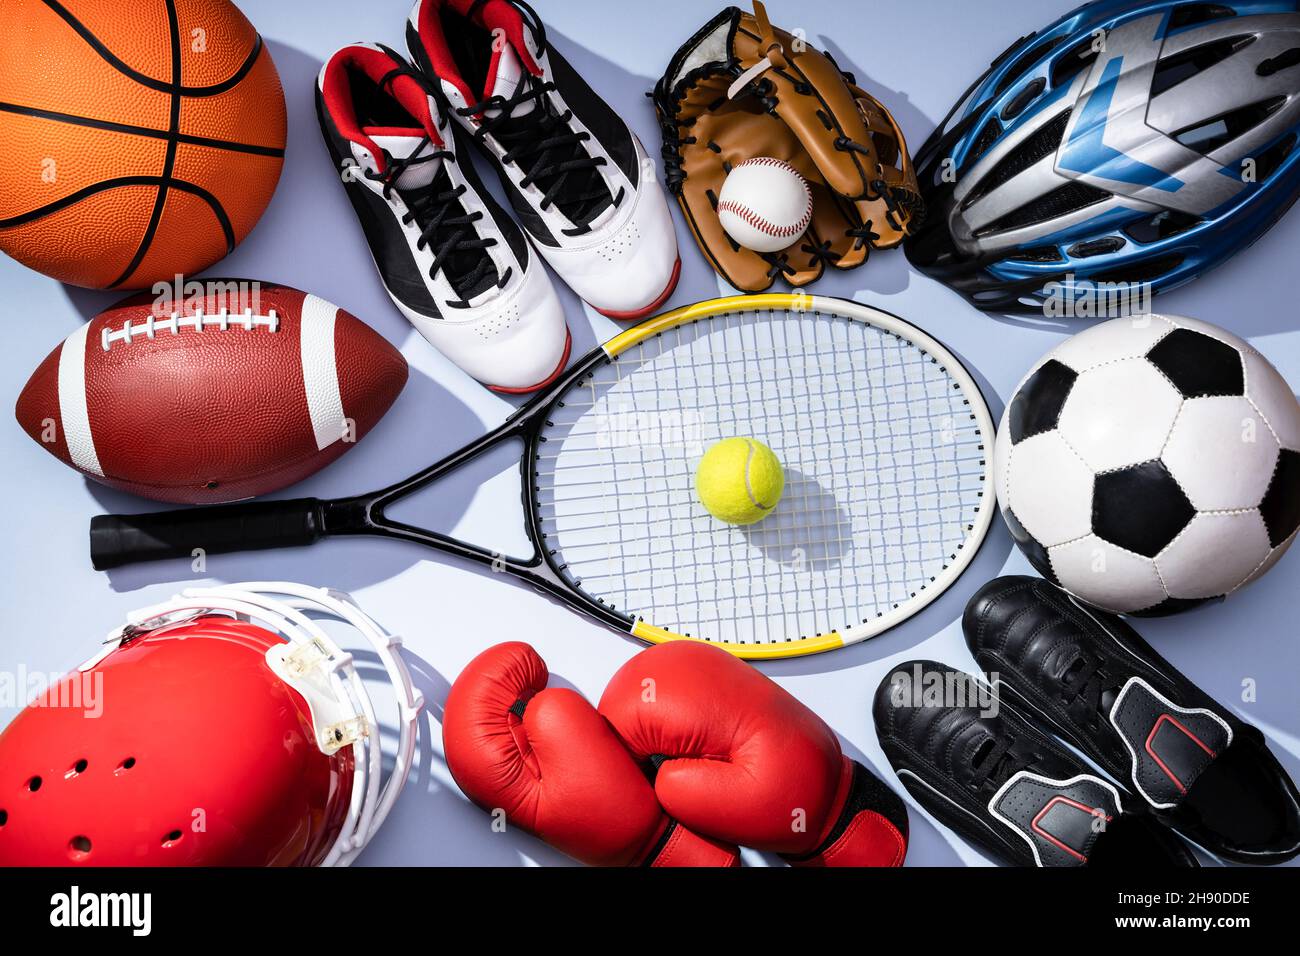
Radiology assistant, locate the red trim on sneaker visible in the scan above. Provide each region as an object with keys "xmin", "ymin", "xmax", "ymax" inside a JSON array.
[
  {"xmin": 595, "ymin": 257, "xmax": 681, "ymax": 321},
  {"xmin": 487, "ymin": 329, "xmax": 572, "ymax": 395},
  {"xmin": 321, "ymin": 45, "xmax": 442, "ymax": 170},
  {"xmin": 413, "ymin": 0, "xmax": 541, "ymax": 111}
]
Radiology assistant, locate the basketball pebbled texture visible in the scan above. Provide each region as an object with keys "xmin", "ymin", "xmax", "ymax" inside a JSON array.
[
  {"xmin": 15, "ymin": 282, "xmax": 408, "ymax": 503},
  {"xmin": 0, "ymin": 0, "xmax": 286, "ymax": 288}
]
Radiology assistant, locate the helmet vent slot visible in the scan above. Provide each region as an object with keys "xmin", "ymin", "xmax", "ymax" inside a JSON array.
[
  {"xmin": 66, "ymin": 759, "xmax": 88, "ymax": 779},
  {"xmin": 1255, "ymin": 132, "xmax": 1297, "ymax": 179},
  {"xmin": 964, "ymin": 109, "xmax": 1072, "ymax": 210},
  {"xmin": 1051, "ymin": 38, "xmax": 1102, "ymax": 88},
  {"xmin": 1002, "ymin": 78, "xmax": 1047, "ymax": 121},
  {"xmin": 25, "ymin": 776, "xmax": 41, "ymax": 793},
  {"xmin": 969, "ymin": 118, "xmax": 1003, "ymax": 167},
  {"xmin": 1153, "ymin": 35, "xmax": 1256, "ymax": 98},
  {"xmin": 162, "ymin": 830, "xmax": 184, "ymax": 847},
  {"xmin": 1173, "ymin": 95, "xmax": 1287, "ymax": 154},
  {"xmin": 68, "ymin": 836, "xmax": 92, "ymax": 859},
  {"xmin": 994, "ymin": 35, "xmax": 1067, "ymax": 97},
  {"xmin": 1068, "ymin": 236, "xmax": 1126, "ymax": 258},
  {"xmin": 1258, "ymin": 47, "xmax": 1300, "ymax": 77},
  {"xmin": 1168, "ymin": 4, "xmax": 1237, "ymax": 30},
  {"xmin": 976, "ymin": 181, "xmax": 1110, "ymax": 237},
  {"xmin": 0, "ymin": 810, "xmax": 8, "ymax": 827},
  {"xmin": 1008, "ymin": 246, "xmax": 1065, "ymax": 263},
  {"xmin": 116, "ymin": 757, "xmax": 136, "ymax": 774},
  {"xmin": 1092, "ymin": 253, "xmax": 1185, "ymax": 283},
  {"xmin": 1123, "ymin": 210, "xmax": 1203, "ymax": 243}
]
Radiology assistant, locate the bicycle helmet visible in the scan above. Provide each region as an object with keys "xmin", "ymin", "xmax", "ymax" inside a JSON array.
[{"xmin": 906, "ymin": 0, "xmax": 1300, "ymax": 312}]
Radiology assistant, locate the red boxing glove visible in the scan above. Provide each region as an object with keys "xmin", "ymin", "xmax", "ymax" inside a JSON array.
[
  {"xmin": 443, "ymin": 642, "xmax": 739, "ymax": 867},
  {"xmin": 598, "ymin": 641, "xmax": 909, "ymax": 866}
]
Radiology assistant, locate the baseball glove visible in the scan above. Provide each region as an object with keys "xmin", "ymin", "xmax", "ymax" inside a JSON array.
[{"xmin": 653, "ymin": 1, "xmax": 923, "ymax": 291}]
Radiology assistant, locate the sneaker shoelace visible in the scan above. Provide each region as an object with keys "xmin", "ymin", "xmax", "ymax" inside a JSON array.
[
  {"xmin": 368, "ymin": 66, "xmax": 505, "ymax": 302},
  {"xmin": 452, "ymin": 1, "xmax": 614, "ymax": 232},
  {"xmin": 462, "ymin": 83, "xmax": 613, "ymax": 230},
  {"xmin": 970, "ymin": 733, "xmax": 1037, "ymax": 791},
  {"xmin": 368, "ymin": 146, "xmax": 503, "ymax": 301},
  {"xmin": 1056, "ymin": 653, "xmax": 1121, "ymax": 735}
]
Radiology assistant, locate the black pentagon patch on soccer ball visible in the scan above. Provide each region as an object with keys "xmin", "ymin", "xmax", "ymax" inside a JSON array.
[
  {"xmin": 1260, "ymin": 449, "xmax": 1300, "ymax": 547},
  {"xmin": 1092, "ymin": 461, "xmax": 1195, "ymax": 557},
  {"xmin": 1002, "ymin": 506, "xmax": 1059, "ymax": 583},
  {"xmin": 1146, "ymin": 329, "xmax": 1244, "ymax": 398},
  {"xmin": 1007, "ymin": 360, "xmax": 1077, "ymax": 444}
]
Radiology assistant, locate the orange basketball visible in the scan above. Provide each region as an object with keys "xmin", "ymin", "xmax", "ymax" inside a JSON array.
[{"xmin": 0, "ymin": 0, "xmax": 286, "ymax": 289}]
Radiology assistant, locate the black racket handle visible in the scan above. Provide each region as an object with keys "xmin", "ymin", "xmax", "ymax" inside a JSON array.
[{"xmin": 89, "ymin": 498, "xmax": 326, "ymax": 570}]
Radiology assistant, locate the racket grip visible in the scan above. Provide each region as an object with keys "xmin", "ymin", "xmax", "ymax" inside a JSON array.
[{"xmin": 89, "ymin": 498, "xmax": 325, "ymax": 570}]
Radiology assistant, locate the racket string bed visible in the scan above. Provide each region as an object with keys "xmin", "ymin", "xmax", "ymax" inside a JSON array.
[
  {"xmin": 89, "ymin": 294, "xmax": 992, "ymax": 658},
  {"xmin": 534, "ymin": 303, "xmax": 990, "ymax": 647}
]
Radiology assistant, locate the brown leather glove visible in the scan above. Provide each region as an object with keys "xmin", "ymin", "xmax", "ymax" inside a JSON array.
[{"xmin": 653, "ymin": 1, "xmax": 923, "ymax": 291}]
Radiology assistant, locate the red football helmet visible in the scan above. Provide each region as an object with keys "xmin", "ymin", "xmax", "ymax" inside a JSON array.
[{"xmin": 0, "ymin": 583, "xmax": 422, "ymax": 866}]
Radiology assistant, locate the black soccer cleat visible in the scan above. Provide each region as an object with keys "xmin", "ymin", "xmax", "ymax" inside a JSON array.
[
  {"xmin": 964, "ymin": 575, "xmax": 1300, "ymax": 865},
  {"xmin": 873, "ymin": 660, "xmax": 1199, "ymax": 867}
]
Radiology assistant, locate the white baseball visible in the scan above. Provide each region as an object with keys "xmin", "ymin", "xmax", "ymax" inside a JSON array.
[{"xmin": 717, "ymin": 157, "xmax": 813, "ymax": 254}]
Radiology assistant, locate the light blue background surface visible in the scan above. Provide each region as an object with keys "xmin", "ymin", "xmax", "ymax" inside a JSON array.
[{"xmin": 1, "ymin": 0, "xmax": 1297, "ymax": 867}]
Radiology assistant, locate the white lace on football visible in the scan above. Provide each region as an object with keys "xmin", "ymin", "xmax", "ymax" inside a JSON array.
[
  {"xmin": 98, "ymin": 582, "xmax": 423, "ymax": 867},
  {"xmin": 100, "ymin": 308, "xmax": 280, "ymax": 351}
]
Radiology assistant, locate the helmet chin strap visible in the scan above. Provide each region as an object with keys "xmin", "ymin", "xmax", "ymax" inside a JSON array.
[{"xmin": 106, "ymin": 582, "xmax": 425, "ymax": 868}]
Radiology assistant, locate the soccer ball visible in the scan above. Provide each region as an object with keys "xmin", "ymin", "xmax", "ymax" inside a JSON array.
[{"xmin": 995, "ymin": 315, "xmax": 1300, "ymax": 615}]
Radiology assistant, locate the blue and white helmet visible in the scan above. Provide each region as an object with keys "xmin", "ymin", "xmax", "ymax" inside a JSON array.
[{"xmin": 906, "ymin": 0, "xmax": 1300, "ymax": 312}]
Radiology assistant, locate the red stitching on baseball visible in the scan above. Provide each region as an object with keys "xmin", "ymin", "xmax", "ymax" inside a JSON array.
[{"xmin": 720, "ymin": 158, "xmax": 813, "ymax": 239}]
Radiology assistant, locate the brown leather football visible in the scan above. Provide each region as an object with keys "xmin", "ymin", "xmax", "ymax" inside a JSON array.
[{"xmin": 15, "ymin": 282, "xmax": 407, "ymax": 503}]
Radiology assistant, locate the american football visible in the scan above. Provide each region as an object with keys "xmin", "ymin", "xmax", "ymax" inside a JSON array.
[{"xmin": 15, "ymin": 281, "xmax": 407, "ymax": 504}]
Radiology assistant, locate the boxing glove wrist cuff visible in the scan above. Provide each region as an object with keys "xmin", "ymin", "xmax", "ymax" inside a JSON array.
[
  {"xmin": 651, "ymin": 820, "xmax": 743, "ymax": 867},
  {"xmin": 782, "ymin": 758, "xmax": 909, "ymax": 867}
]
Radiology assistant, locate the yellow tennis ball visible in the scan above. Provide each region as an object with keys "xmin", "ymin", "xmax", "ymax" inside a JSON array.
[{"xmin": 695, "ymin": 438, "xmax": 785, "ymax": 525}]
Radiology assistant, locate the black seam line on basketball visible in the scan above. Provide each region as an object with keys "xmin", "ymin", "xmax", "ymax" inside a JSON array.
[
  {"xmin": 108, "ymin": 0, "xmax": 185, "ymax": 290},
  {"xmin": 0, "ymin": 103, "xmax": 284, "ymax": 157},
  {"xmin": 41, "ymin": 0, "xmax": 267, "ymax": 97},
  {"xmin": 0, "ymin": 177, "xmax": 235, "ymax": 243}
]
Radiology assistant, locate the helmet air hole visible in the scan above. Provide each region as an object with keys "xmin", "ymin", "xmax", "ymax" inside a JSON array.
[
  {"xmin": 1123, "ymin": 210, "xmax": 1203, "ymax": 243},
  {"xmin": 68, "ymin": 836, "xmax": 92, "ymax": 859},
  {"xmin": 1068, "ymin": 236, "xmax": 1126, "ymax": 258},
  {"xmin": 1050, "ymin": 38, "xmax": 1101, "ymax": 87},
  {"xmin": 1173, "ymin": 96, "xmax": 1286, "ymax": 154},
  {"xmin": 1153, "ymin": 36, "xmax": 1257, "ymax": 98},
  {"xmin": 994, "ymin": 35, "xmax": 1067, "ymax": 97},
  {"xmin": 1001, "ymin": 78, "xmax": 1046, "ymax": 121},
  {"xmin": 25, "ymin": 777, "xmax": 41, "ymax": 793},
  {"xmin": 1168, "ymin": 4, "xmax": 1238, "ymax": 31},
  {"xmin": 1254, "ymin": 133, "xmax": 1297, "ymax": 179}
]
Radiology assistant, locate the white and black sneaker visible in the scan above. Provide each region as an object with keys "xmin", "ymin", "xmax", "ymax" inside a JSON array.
[
  {"xmin": 317, "ymin": 42, "xmax": 569, "ymax": 393},
  {"xmin": 406, "ymin": 0, "xmax": 680, "ymax": 320}
]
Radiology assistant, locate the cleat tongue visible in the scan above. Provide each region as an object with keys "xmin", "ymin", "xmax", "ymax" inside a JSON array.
[
  {"xmin": 482, "ymin": 45, "xmax": 536, "ymax": 119},
  {"xmin": 363, "ymin": 129, "xmax": 443, "ymax": 188}
]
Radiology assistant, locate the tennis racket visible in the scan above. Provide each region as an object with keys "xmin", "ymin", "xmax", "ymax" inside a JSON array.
[{"xmin": 90, "ymin": 294, "xmax": 995, "ymax": 659}]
